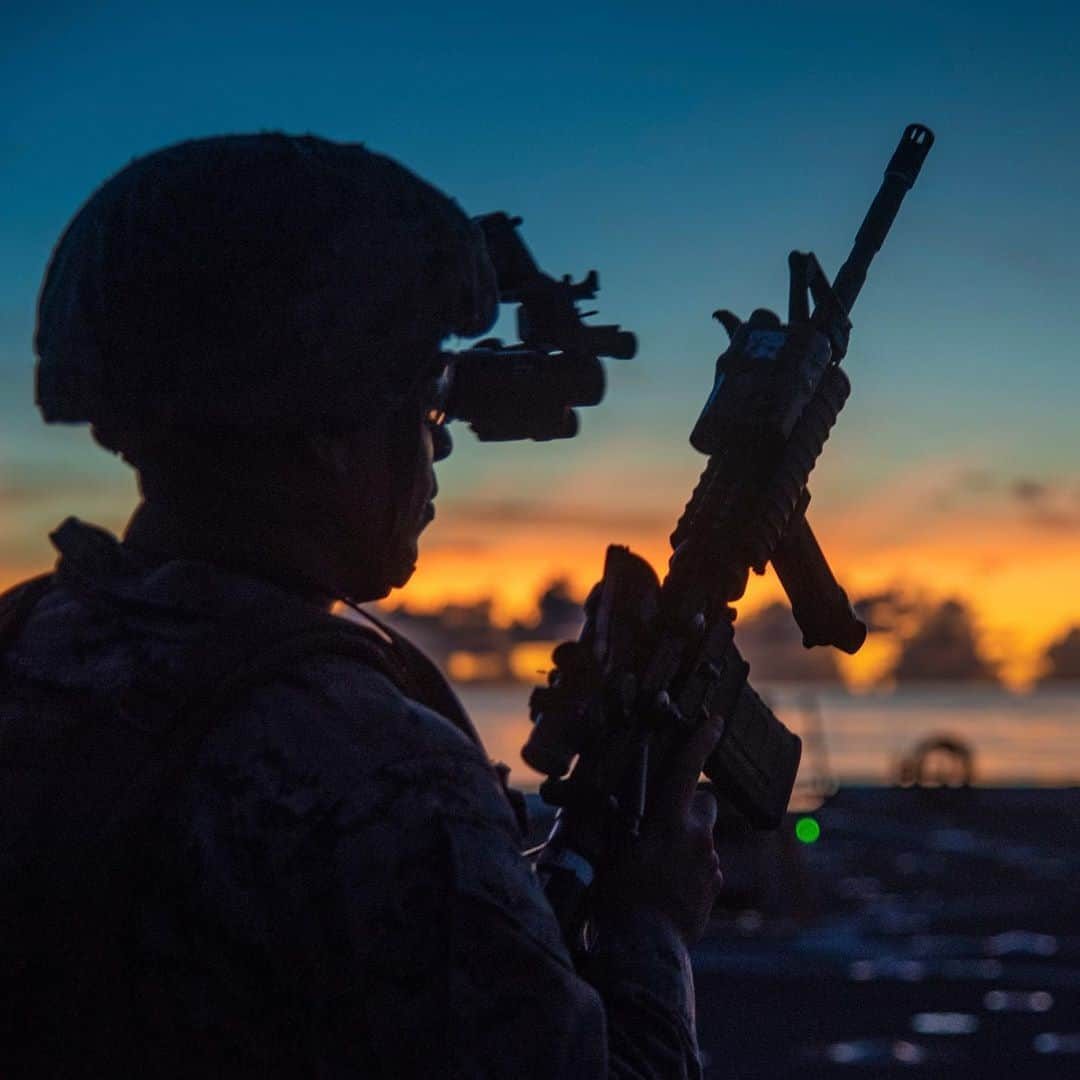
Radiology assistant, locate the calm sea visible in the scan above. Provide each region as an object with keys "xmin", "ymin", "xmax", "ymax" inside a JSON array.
[{"xmin": 458, "ymin": 684, "xmax": 1080, "ymax": 791}]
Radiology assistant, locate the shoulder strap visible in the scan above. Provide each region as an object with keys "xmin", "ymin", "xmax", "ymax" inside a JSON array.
[
  {"xmin": 349, "ymin": 603, "xmax": 485, "ymax": 747},
  {"xmin": 355, "ymin": 605, "xmax": 527, "ymax": 833}
]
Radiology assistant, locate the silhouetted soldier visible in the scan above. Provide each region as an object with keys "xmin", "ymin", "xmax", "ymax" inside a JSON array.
[{"xmin": 0, "ymin": 135, "xmax": 722, "ymax": 1077}]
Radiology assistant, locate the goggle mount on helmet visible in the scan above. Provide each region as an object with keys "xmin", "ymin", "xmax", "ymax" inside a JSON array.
[{"xmin": 438, "ymin": 213, "xmax": 637, "ymax": 442}]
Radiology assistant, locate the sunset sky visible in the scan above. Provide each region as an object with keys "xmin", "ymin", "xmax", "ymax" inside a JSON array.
[{"xmin": 3, "ymin": 2, "xmax": 1079, "ymax": 688}]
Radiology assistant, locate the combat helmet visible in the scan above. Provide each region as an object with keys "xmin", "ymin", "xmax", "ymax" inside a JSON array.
[{"xmin": 35, "ymin": 133, "xmax": 498, "ymax": 432}]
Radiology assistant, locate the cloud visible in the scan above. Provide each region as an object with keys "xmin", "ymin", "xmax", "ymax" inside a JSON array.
[
  {"xmin": 377, "ymin": 578, "xmax": 588, "ymax": 685},
  {"xmin": 853, "ymin": 588, "xmax": 921, "ymax": 633},
  {"xmin": 736, "ymin": 601, "xmax": 842, "ymax": 683},
  {"xmin": 513, "ymin": 579, "xmax": 584, "ymax": 641},
  {"xmin": 377, "ymin": 596, "xmax": 517, "ymax": 680},
  {"xmin": 1005, "ymin": 477, "xmax": 1080, "ymax": 531},
  {"xmin": 927, "ymin": 467, "xmax": 1002, "ymax": 512},
  {"xmin": 0, "ymin": 466, "xmax": 119, "ymax": 507},
  {"xmin": 444, "ymin": 497, "xmax": 670, "ymax": 534},
  {"xmin": 957, "ymin": 469, "xmax": 997, "ymax": 494},
  {"xmin": 0, "ymin": 461, "xmax": 134, "ymax": 573},
  {"xmin": 891, "ymin": 598, "xmax": 999, "ymax": 684},
  {"xmin": 397, "ymin": 452, "xmax": 1080, "ymax": 685},
  {"xmin": 814, "ymin": 460, "xmax": 1080, "ymax": 556},
  {"xmin": 383, "ymin": 580, "xmax": 842, "ymax": 687},
  {"xmin": 1012, "ymin": 478, "xmax": 1047, "ymax": 502},
  {"xmin": 1038, "ymin": 626, "xmax": 1080, "ymax": 683},
  {"xmin": 422, "ymin": 536, "xmax": 493, "ymax": 555}
]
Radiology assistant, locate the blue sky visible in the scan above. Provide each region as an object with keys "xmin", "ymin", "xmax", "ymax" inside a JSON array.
[{"xmin": 2, "ymin": 1, "xmax": 1079, "ymax": 628}]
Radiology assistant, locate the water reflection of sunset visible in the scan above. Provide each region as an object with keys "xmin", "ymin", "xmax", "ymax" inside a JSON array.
[{"xmin": 465, "ymin": 684, "xmax": 1080, "ymax": 791}]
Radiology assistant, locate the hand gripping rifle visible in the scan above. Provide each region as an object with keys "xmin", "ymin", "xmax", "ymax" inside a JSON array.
[{"xmin": 522, "ymin": 124, "xmax": 935, "ymax": 943}]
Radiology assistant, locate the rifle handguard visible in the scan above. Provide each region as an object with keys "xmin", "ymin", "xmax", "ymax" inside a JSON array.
[{"xmin": 742, "ymin": 364, "xmax": 851, "ymax": 572}]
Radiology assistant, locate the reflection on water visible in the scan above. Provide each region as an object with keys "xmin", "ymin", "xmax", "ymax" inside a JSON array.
[{"xmin": 458, "ymin": 683, "xmax": 1080, "ymax": 790}]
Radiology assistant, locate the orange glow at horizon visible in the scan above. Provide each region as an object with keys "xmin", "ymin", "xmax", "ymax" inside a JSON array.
[
  {"xmin": 393, "ymin": 463, "xmax": 1080, "ymax": 690},
  {"xmin": 1, "ymin": 454, "xmax": 1077, "ymax": 692}
]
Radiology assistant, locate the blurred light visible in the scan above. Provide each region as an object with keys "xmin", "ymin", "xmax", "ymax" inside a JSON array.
[
  {"xmin": 508, "ymin": 641, "xmax": 557, "ymax": 684},
  {"xmin": 892, "ymin": 1040, "xmax": 927, "ymax": 1064},
  {"xmin": 826, "ymin": 1042, "xmax": 859, "ymax": 1064},
  {"xmin": 735, "ymin": 910, "xmax": 763, "ymax": 934},
  {"xmin": 986, "ymin": 930, "xmax": 1058, "ymax": 956},
  {"xmin": 846, "ymin": 957, "xmax": 927, "ymax": 982},
  {"xmin": 447, "ymin": 650, "xmax": 505, "ymax": 682},
  {"xmin": 1034, "ymin": 1033, "xmax": 1080, "ymax": 1055},
  {"xmin": 897, "ymin": 960, "xmax": 926, "ymax": 982},
  {"xmin": 985, "ymin": 990, "xmax": 1055, "ymax": 1013},
  {"xmin": 795, "ymin": 816, "xmax": 821, "ymax": 844},
  {"xmin": 911, "ymin": 1012, "xmax": 979, "ymax": 1035}
]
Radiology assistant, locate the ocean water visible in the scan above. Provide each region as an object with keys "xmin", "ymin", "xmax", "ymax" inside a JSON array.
[{"xmin": 458, "ymin": 683, "xmax": 1080, "ymax": 791}]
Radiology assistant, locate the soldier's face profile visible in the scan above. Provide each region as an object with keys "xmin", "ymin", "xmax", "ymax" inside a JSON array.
[
  {"xmin": 327, "ymin": 401, "xmax": 439, "ymax": 597},
  {"xmin": 386, "ymin": 406, "xmax": 439, "ymax": 588}
]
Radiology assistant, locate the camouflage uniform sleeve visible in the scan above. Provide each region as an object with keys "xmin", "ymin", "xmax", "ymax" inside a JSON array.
[
  {"xmin": 581, "ymin": 909, "xmax": 703, "ymax": 1079},
  {"xmin": 435, "ymin": 752, "xmax": 702, "ymax": 1079},
  {"xmin": 183, "ymin": 658, "xmax": 701, "ymax": 1078}
]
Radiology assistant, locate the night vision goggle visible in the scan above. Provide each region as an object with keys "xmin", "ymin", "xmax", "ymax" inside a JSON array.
[{"xmin": 434, "ymin": 213, "xmax": 637, "ymax": 442}]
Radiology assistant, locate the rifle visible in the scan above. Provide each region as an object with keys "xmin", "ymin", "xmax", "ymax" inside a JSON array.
[{"xmin": 523, "ymin": 123, "xmax": 935, "ymax": 942}]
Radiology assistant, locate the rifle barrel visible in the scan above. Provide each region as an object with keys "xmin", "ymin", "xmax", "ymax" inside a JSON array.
[{"xmin": 831, "ymin": 123, "xmax": 934, "ymax": 315}]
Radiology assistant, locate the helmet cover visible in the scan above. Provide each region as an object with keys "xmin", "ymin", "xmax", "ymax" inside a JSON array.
[{"xmin": 35, "ymin": 133, "xmax": 498, "ymax": 430}]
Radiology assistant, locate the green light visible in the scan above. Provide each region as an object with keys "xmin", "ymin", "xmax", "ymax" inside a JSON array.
[{"xmin": 795, "ymin": 816, "xmax": 821, "ymax": 844}]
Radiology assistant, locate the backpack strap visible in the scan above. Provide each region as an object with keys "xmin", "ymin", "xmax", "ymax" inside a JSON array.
[{"xmin": 349, "ymin": 602, "xmax": 484, "ymax": 747}]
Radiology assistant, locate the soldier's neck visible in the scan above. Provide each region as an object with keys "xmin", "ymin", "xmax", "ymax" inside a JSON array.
[{"xmin": 123, "ymin": 498, "xmax": 375, "ymax": 610}]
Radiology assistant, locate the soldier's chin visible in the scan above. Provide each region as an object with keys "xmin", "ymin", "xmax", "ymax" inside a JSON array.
[
  {"xmin": 387, "ymin": 562, "xmax": 417, "ymax": 591},
  {"xmin": 386, "ymin": 543, "xmax": 420, "ymax": 591},
  {"xmin": 342, "ymin": 544, "xmax": 417, "ymax": 602}
]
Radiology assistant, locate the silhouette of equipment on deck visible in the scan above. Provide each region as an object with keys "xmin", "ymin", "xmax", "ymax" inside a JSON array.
[
  {"xmin": 524, "ymin": 124, "xmax": 936, "ymax": 944},
  {"xmin": 897, "ymin": 734, "xmax": 976, "ymax": 788}
]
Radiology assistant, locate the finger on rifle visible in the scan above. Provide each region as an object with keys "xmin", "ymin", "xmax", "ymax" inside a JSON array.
[
  {"xmin": 653, "ymin": 713, "xmax": 725, "ymax": 822},
  {"xmin": 690, "ymin": 784, "xmax": 720, "ymax": 835}
]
